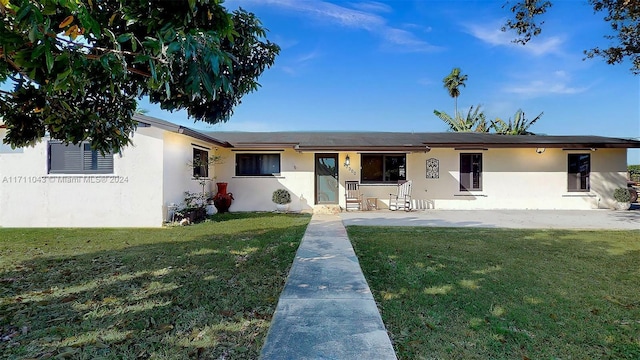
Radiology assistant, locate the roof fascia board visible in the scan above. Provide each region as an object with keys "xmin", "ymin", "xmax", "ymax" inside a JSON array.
[
  {"xmin": 133, "ymin": 114, "xmax": 232, "ymax": 148},
  {"xmin": 427, "ymin": 143, "xmax": 640, "ymax": 149},
  {"xmin": 295, "ymin": 146, "xmax": 431, "ymax": 152},
  {"xmin": 178, "ymin": 127, "xmax": 232, "ymax": 147},
  {"xmin": 233, "ymin": 143, "xmax": 299, "ymax": 149}
]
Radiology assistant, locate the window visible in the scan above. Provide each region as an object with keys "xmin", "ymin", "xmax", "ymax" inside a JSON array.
[
  {"xmin": 460, "ymin": 153, "xmax": 482, "ymax": 191},
  {"xmin": 361, "ymin": 154, "xmax": 406, "ymax": 183},
  {"xmin": 236, "ymin": 153, "xmax": 280, "ymax": 176},
  {"xmin": 48, "ymin": 141, "xmax": 113, "ymax": 174},
  {"xmin": 568, "ymin": 154, "xmax": 590, "ymax": 191},
  {"xmin": 193, "ymin": 148, "xmax": 209, "ymax": 178}
]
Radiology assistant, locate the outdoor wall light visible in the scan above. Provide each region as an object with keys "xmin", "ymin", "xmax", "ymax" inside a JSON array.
[
  {"xmin": 536, "ymin": 148, "xmax": 546, "ymax": 154},
  {"xmin": 344, "ymin": 154, "xmax": 351, "ymax": 167}
]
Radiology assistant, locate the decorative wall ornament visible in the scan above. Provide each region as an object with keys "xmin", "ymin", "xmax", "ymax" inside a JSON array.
[{"xmin": 426, "ymin": 158, "xmax": 439, "ymax": 179}]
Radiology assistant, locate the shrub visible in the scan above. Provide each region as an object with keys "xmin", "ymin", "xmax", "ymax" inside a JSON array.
[
  {"xmin": 629, "ymin": 165, "xmax": 640, "ymax": 183},
  {"xmin": 613, "ymin": 187, "xmax": 631, "ymax": 202},
  {"xmin": 272, "ymin": 189, "xmax": 292, "ymax": 204}
]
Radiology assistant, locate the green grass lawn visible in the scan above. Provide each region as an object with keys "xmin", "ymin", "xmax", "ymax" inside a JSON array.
[
  {"xmin": 0, "ymin": 213, "xmax": 310, "ymax": 359},
  {"xmin": 348, "ymin": 227, "xmax": 640, "ymax": 360}
]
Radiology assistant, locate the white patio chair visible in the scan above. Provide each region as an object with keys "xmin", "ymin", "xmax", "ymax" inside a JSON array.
[
  {"xmin": 389, "ymin": 180, "xmax": 412, "ymax": 211},
  {"xmin": 344, "ymin": 181, "xmax": 363, "ymax": 211}
]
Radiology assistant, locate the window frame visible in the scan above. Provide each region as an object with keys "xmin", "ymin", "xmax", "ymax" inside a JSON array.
[
  {"xmin": 48, "ymin": 140, "xmax": 114, "ymax": 174},
  {"xmin": 459, "ymin": 153, "xmax": 483, "ymax": 191},
  {"xmin": 235, "ymin": 153, "xmax": 281, "ymax": 176},
  {"xmin": 567, "ymin": 153, "xmax": 590, "ymax": 192},
  {"xmin": 360, "ymin": 153, "xmax": 407, "ymax": 184},
  {"xmin": 192, "ymin": 148, "xmax": 209, "ymax": 178}
]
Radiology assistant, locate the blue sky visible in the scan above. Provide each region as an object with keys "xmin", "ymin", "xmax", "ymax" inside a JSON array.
[{"xmin": 127, "ymin": 1, "xmax": 639, "ymax": 163}]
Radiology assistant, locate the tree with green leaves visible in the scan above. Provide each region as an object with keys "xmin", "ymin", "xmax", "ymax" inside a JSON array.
[
  {"xmin": 503, "ymin": 0, "xmax": 639, "ymax": 74},
  {"xmin": 490, "ymin": 109, "xmax": 543, "ymax": 135},
  {"xmin": 434, "ymin": 104, "xmax": 488, "ymax": 133},
  {"xmin": 0, "ymin": 0, "xmax": 280, "ymax": 153},
  {"xmin": 442, "ymin": 67, "xmax": 468, "ymax": 116}
]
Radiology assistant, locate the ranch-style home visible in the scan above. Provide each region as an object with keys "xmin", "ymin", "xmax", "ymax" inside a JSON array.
[{"xmin": 1, "ymin": 114, "xmax": 639, "ymax": 227}]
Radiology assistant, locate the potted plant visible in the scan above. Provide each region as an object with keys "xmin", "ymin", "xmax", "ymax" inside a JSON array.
[
  {"xmin": 175, "ymin": 191, "xmax": 208, "ymax": 223},
  {"xmin": 272, "ymin": 189, "xmax": 292, "ymax": 212},
  {"xmin": 613, "ymin": 187, "xmax": 631, "ymax": 210}
]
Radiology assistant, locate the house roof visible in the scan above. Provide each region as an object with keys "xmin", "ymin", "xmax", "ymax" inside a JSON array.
[
  {"xmin": 4, "ymin": 115, "xmax": 640, "ymax": 151},
  {"xmin": 208, "ymin": 131, "xmax": 640, "ymax": 151},
  {"xmin": 133, "ymin": 114, "xmax": 232, "ymax": 147}
]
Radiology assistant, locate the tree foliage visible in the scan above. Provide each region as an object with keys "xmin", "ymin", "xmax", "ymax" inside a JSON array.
[
  {"xmin": 0, "ymin": 0, "xmax": 280, "ymax": 153},
  {"xmin": 433, "ymin": 105, "xmax": 488, "ymax": 133},
  {"xmin": 490, "ymin": 109, "xmax": 543, "ymax": 135},
  {"xmin": 434, "ymin": 106, "xmax": 543, "ymax": 135},
  {"xmin": 435, "ymin": 68, "xmax": 542, "ymax": 134},
  {"xmin": 442, "ymin": 67, "xmax": 467, "ymax": 115},
  {"xmin": 503, "ymin": 0, "xmax": 640, "ymax": 74}
]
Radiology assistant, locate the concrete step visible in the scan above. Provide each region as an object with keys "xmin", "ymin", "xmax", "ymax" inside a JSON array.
[{"xmin": 313, "ymin": 204, "xmax": 341, "ymax": 214}]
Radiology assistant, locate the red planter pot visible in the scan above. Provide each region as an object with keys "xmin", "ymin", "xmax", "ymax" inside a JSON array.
[{"xmin": 213, "ymin": 182, "xmax": 234, "ymax": 213}]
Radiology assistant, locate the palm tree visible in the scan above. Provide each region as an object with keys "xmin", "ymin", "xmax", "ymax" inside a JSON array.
[
  {"xmin": 135, "ymin": 107, "xmax": 149, "ymax": 115},
  {"xmin": 442, "ymin": 67, "xmax": 468, "ymax": 115},
  {"xmin": 434, "ymin": 104, "xmax": 489, "ymax": 132},
  {"xmin": 490, "ymin": 109, "xmax": 543, "ymax": 135}
]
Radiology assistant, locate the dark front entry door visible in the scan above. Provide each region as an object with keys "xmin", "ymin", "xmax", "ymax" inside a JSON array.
[{"xmin": 315, "ymin": 154, "xmax": 338, "ymax": 204}]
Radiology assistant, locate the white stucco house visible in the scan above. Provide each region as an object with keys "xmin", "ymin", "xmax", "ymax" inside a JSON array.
[
  {"xmin": 1, "ymin": 114, "xmax": 639, "ymax": 227},
  {"xmin": 0, "ymin": 115, "xmax": 229, "ymax": 227}
]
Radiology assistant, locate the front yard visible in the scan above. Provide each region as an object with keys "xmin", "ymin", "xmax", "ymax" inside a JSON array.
[
  {"xmin": 0, "ymin": 213, "xmax": 310, "ymax": 359},
  {"xmin": 349, "ymin": 227, "xmax": 640, "ymax": 360}
]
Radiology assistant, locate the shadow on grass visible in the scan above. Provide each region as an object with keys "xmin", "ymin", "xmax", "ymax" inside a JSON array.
[
  {"xmin": 207, "ymin": 211, "xmax": 287, "ymax": 223},
  {"xmin": 0, "ymin": 214, "xmax": 310, "ymax": 359},
  {"xmin": 349, "ymin": 227, "xmax": 640, "ymax": 360}
]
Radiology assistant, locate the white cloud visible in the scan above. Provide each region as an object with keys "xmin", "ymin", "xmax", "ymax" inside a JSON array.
[
  {"xmin": 254, "ymin": 0, "xmax": 384, "ymax": 28},
  {"xmin": 503, "ymin": 71, "xmax": 589, "ymax": 97},
  {"xmin": 239, "ymin": 0, "xmax": 440, "ymax": 53},
  {"xmin": 278, "ymin": 49, "xmax": 322, "ymax": 75},
  {"xmin": 466, "ymin": 22, "xmax": 563, "ymax": 56},
  {"xmin": 296, "ymin": 50, "xmax": 321, "ymax": 63},
  {"xmin": 271, "ymin": 35, "xmax": 299, "ymax": 50},
  {"xmin": 403, "ymin": 23, "xmax": 433, "ymax": 33},
  {"xmin": 280, "ymin": 66, "xmax": 297, "ymax": 75},
  {"xmin": 349, "ymin": 1, "xmax": 393, "ymax": 14},
  {"xmin": 381, "ymin": 28, "xmax": 439, "ymax": 52}
]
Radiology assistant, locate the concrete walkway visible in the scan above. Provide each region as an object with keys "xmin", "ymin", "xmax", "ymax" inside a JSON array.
[
  {"xmin": 341, "ymin": 208, "xmax": 640, "ymax": 230},
  {"xmin": 260, "ymin": 214, "xmax": 397, "ymax": 360}
]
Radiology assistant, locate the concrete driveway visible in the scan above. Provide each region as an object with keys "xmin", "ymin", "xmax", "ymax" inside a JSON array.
[{"xmin": 340, "ymin": 207, "xmax": 640, "ymax": 230}]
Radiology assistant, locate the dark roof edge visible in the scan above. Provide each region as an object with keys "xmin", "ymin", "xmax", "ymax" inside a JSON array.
[
  {"xmin": 425, "ymin": 142, "xmax": 640, "ymax": 149},
  {"xmin": 133, "ymin": 114, "xmax": 232, "ymax": 147},
  {"xmin": 295, "ymin": 145, "xmax": 431, "ymax": 152}
]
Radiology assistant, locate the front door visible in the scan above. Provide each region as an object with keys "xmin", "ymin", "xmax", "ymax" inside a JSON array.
[{"xmin": 315, "ymin": 154, "xmax": 338, "ymax": 204}]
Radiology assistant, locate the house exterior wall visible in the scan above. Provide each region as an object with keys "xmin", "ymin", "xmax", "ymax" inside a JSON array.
[
  {"xmin": 216, "ymin": 147, "xmax": 629, "ymax": 212},
  {"xmin": 360, "ymin": 148, "xmax": 628, "ymax": 210},
  {"xmin": 214, "ymin": 148, "xmax": 315, "ymax": 212},
  {"xmin": 161, "ymin": 131, "xmax": 216, "ymax": 218},
  {"xmin": 0, "ymin": 127, "xmax": 165, "ymax": 227}
]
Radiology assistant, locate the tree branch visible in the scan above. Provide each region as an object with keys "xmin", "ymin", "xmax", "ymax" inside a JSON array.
[
  {"xmin": 50, "ymin": 33, "xmax": 167, "ymax": 64},
  {"xmin": 0, "ymin": 49, "xmax": 34, "ymax": 83}
]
